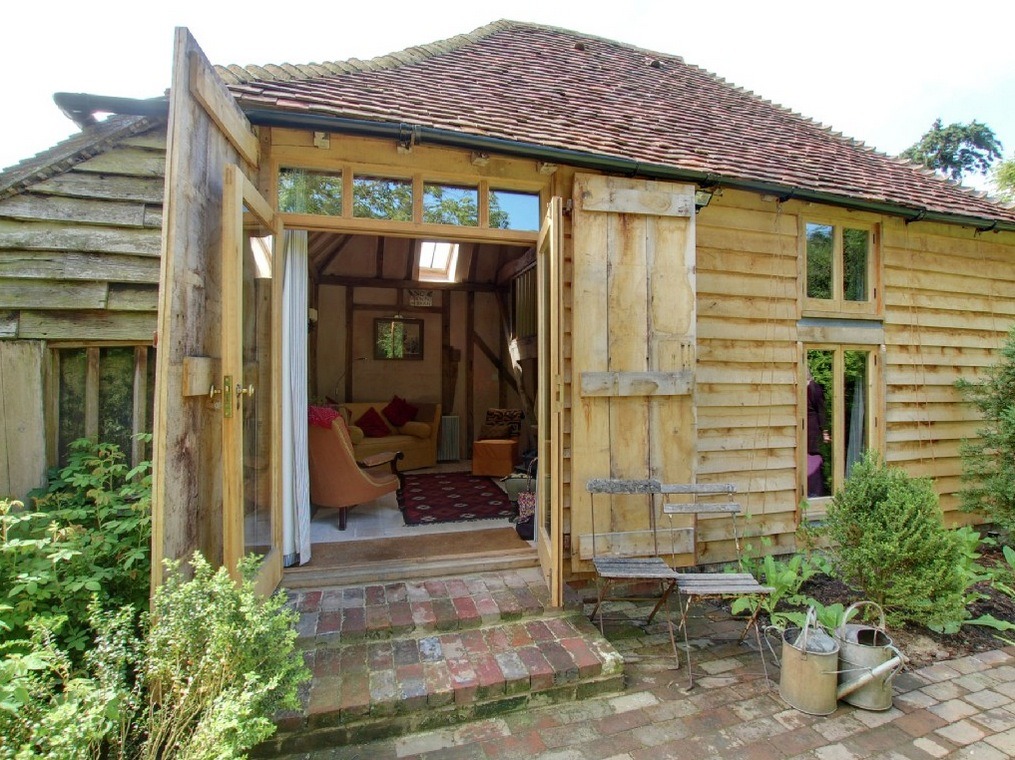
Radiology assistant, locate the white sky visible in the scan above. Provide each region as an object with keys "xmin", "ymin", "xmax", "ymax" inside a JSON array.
[{"xmin": 3, "ymin": 0, "xmax": 1014, "ymax": 189}]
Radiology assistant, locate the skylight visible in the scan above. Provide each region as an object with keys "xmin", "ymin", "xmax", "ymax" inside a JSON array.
[{"xmin": 418, "ymin": 240, "xmax": 459, "ymax": 283}]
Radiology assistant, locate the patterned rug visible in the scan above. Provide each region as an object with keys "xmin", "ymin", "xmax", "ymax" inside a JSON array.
[{"xmin": 402, "ymin": 472, "xmax": 517, "ymax": 526}]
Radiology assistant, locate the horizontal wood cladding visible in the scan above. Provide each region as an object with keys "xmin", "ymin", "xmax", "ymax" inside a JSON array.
[
  {"xmin": 693, "ymin": 190, "xmax": 800, "ymax": 529},
  {"xmin": 882, "ymin": 218, "xmax": 1015, "ymax": 510},
  {"xmin": 0, "ymin": 127, "xmax": 165, "ymax": 340}
]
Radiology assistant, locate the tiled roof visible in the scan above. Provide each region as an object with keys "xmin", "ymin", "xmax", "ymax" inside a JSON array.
[
  {"xmin": 0, "ymin": 115, "xmax": 159, "ymax": 201},
  {"xmin": 217, "ymin": 20, "xmax": 1015, "ymax": 227}
]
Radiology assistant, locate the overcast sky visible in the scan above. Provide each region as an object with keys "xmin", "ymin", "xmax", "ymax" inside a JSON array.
[{"xmin": 3, "ymin": 0, "xmax": 1014, "ymax": 189}]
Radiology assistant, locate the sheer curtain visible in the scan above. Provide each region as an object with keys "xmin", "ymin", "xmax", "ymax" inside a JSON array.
[
  {"xmin": 845, "ymin": 378, "xmax": 866, "ymax": 479},
  {"xmin": 282, "ymin": 230, "xmax": 311, "ymax": 566}
]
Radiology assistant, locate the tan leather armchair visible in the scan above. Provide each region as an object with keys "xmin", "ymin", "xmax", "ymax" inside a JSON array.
[{"xmin": 308, "ymin": 417, "xmax": 405, "ymax": 530}]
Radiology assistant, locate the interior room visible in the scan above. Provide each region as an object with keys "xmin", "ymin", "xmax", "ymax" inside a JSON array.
[{"xmin": 299, "ymin": 228, "xmax": 540, "ymax": 567}]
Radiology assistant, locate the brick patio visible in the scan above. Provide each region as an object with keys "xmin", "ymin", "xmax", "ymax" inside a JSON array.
[{"xmin": 258, "ymin": 568, "xmax": 1015, "ymax": 759}]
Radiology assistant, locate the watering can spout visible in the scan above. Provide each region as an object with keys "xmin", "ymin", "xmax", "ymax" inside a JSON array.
[{"xmin": 836, "ymin": 652, "xmax": 908, "ymax": 700}]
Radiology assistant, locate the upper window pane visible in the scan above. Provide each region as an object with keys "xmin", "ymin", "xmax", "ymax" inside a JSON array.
[
  {"xmin": 278, "ymin": 168, "xmax": 343, "ymax": 215},
  {"xmin": 353, "ymin": 176, "xmax": 412, "ymax": 221},
  {"xmin": 843, "ymin": 228, "xmax": 869, "ymax": 302},
  {"xmin": 423, "ymin": 184, "xmax": 478, "ymax": 226},
  {"xmin": 806, "ymin": 223, "xmax": 833, "ymax": 299},
  {"xmin": 490, "ymin": 190, "xmax": 540, "ymax": 231}
]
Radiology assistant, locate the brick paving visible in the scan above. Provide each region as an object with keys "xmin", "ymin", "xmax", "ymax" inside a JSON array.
[{"xmin": 262, "ymin": 570, "xmax": 1015, "ymax": 759}]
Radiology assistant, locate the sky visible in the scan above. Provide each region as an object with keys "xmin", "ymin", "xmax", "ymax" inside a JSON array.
[{"xmin": 3, "ymin": 0, "xmax": 1014, "ymax": 191}]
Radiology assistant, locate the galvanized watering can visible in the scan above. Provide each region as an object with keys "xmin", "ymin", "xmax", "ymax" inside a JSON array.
[
  {"xmin": 833, "ymin": 602, "xmax": 907, "ymax": 711},
  {"xmin": 778, "ymin": 607, "xmax": 840, "ymax": 715}
]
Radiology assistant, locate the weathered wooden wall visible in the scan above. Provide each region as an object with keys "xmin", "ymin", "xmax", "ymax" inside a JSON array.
[
  {"xmin": 0, "ymin": 126, "xmax": 165, "ymax": 497},
  {"xmin": 0, "ymin": 130, "xmax": 165, "ymax": 341}
]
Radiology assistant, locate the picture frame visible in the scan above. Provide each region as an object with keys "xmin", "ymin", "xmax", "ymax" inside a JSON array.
[{"xmin": 373, "ymin": 317, "xmax": 424, "ymax": 360}]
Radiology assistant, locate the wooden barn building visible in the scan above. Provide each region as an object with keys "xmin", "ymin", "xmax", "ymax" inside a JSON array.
[{"xmin": 4, "ymin": 21, "xmax": 1015, "ymax": 603}]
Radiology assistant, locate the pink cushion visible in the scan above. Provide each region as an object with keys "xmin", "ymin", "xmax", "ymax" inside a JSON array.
[
  {"xmin": 382, "ymin": 395, "xmax": 418, "ymax": 427},
  {"xmin": 309, "ymin": 405, "xmax": 341, "ymax": 428},
  {"xmin": 356, "ymin": 406, "xmax": 391, "ymax": 438},
  {"xmin": 807, "ymin": 454, "xmax": 823, "ymax": 476}
]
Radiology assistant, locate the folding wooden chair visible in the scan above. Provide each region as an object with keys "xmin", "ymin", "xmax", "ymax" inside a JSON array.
[
  {"xmin": 664, "ymin": 484, "xmax": 774, "ymax": 689},
  {"xmin": 586, "ymin": 479, "xmax": 685, "ymax": 668}
]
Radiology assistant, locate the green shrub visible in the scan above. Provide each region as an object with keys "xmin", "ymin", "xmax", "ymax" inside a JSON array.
[
  {"xmin": 825, "ymin": 450, "xmax": 967, "ymax": 629},
  {"xmin": 957, "ymin": 323, "xmax": 1015, "ymax": 533},
  {"xmin": 1, "ymin": 438, "xmax": 151, "ymax": 654},
  {"xmin": 1, "ymin": 554, "xmax": 309, "ymax": 759}
]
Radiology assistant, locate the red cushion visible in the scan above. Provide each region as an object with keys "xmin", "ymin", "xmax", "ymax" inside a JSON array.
[
  {"xmin": 355, "ymin": 406, "xmax": 391, "ymax": 438},
  {"xmin": 308, "ymin": 405, "xmax": 341, "ymax": 428},
  {"xmin": 382, "ymin": 395, "xmax": 418, "ymax": 427}
]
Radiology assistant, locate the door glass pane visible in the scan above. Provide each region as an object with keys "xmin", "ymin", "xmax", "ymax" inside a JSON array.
[
  {"xmin": 806, "ymin": 350, "xmax": 833, "ymax": 498},
  {"xmin": 243, "ymin": 233, "xmax": 274, "ymax": 559},
  {"xmin": 843, "ymin": 229, "xmax": 869, "ymax": 302},
  {"xmin": 843, "ymin": 350, "xmax": 869, "ymax": 479},
  {"xmin": 806, "ymin": 223, "xmax": 833, "ymax": 299}
]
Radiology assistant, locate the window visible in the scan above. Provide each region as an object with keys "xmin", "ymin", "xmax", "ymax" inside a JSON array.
[
  {"xmin": 490, "ymin": 189, "xmax": 540, "ymax": 231},
  {"xmin": 803, "ymin": 220, "xmax": 878, "ymax": 316},
  {"xmin": 52, "ymin": 345, "xmax": 155, "ymax": 467},
  {"xmin": 423, "ymin": 183, "xmax": 479, "ymax": 226},
  {"xmin": 278, "ymin": 168, "xmax": 343, "ymax": 215},
  {"xmin": 417, "ymin": 241, "xmax": 460, "ymax": 283},
  {"xmin": 804, "ymin": 347, "xmax": 877, "ymax": 506},
  {"xmin": 353, "ymin": 175, "xmax": 412, "ymax": 221}
]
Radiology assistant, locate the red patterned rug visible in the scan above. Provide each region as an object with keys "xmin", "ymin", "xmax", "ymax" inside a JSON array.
[{"xmin": 402, "ymin": 472, "xmax": 517, "ymax": 526}]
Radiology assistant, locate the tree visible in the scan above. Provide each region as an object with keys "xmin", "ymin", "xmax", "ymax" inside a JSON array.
[
  {"xmin": 901, "ymin": 119, "xmax": 1003, "ymax": 182},
  {"xmin": 993, "ymin": 156, "xmax": 1015, "ymax": 204}
]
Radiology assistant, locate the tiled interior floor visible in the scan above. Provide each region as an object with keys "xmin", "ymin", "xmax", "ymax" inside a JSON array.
[{"xmin": 310, "ymin": 460, "xmax": 520, "ymax": 544}]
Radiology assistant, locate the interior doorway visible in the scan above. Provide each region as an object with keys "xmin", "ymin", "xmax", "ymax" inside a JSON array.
[{"xmin": 290, "ymin": 229, "xmax": 540, "ymax": 578}]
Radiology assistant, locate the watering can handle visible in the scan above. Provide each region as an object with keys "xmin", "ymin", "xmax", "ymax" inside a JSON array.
[
  {"xmin": 799, "ymin": 605, "xmax": 818, "ymax": 652},
  {"xmin": 837, "ymin": 601, "xmax": 886, "ymax": 639}
]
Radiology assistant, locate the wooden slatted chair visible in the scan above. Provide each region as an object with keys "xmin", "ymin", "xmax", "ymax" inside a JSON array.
[
  {"xmin": 586, "ymin": 478, "xmax": 684, "ymax": 668},
  {"xmin": 664, "ymin": 484, "xmax": 774, "ymax": 689}
]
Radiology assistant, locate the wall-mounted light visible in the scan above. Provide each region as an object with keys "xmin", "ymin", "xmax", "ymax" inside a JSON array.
[{"xmin": 694, "ymin": 188, "xmax": 714, "ymax": 212}]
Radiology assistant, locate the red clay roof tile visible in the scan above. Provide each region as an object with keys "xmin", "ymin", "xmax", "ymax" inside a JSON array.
[{"xmin": 217, "ymin": 20, "xmax": 1015, "ymax": 226}]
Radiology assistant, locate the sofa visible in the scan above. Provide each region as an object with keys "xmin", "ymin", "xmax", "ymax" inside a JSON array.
[{"xmin": 336, "ymin": 400, "xmax": 442, "ymax": 471}]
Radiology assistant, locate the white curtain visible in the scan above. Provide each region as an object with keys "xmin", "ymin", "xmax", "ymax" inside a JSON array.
[
  {"xmin": 282, "ymin": 230, "xmax": 311, "ymax": 566},
  {"xmin": 845, "ymin": 377, "xmax": 866, "ymax": 479}
]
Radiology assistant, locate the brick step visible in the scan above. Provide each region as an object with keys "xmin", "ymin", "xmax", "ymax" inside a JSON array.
[
  {"xmin": 290, "ymin": 569, "xmax": 552, "ymax": 647},
  {"xmin": 266, "ymin": 612, "xmax": 624, "ymax": 754},
  {"xmin": 256, "ymin": 569, "xmax": 626, "ymax": 755}
]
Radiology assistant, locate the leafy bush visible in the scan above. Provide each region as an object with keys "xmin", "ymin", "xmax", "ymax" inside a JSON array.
[
  {"xmin": 732, "ymin": 546, "xmax": 832, "ymax": 629},
  {"xmin": 825, "ymin": 450, "xmax": 967, "ymax": 629},
  {"xmin": 1, "ymin": 554, "xmax": 309, "ymax": 759},
  {"xmin": 1, "ymin": 438, "xmax": 151, "ymax": 653},
  {"xmin": 957, "ymin": 324, "xmax": 1015, "ymax": 534}
]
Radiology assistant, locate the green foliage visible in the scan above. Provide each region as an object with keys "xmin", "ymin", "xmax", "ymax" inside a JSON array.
[
  {"xmin": 901, "ymin": 118, "xmax": 1003, "ymax": 182},
  {"xmin": 731, "ymin": 540, "xmax": 832, "ymax": 630},
  {"xmin": 957, "ymin": 324, "xmax": 1015, "ymax": 534},
  {"xmin": 993, "ymin": 156, "xmax": 1015, "ymax": 204},
  {"xmin": 0, "ymin": 554, "xmax": 309, "ymax": 759},
  {"xmin": 824, "ymin": 450, "xmax": 967, "ymax": 629},
  {"xmin": 1, "ymin": 439, "xmax": 151, "ymax": 654}
]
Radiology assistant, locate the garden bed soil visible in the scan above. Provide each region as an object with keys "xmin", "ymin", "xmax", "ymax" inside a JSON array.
[{"xmin": 794, "ymin": 572, "xmax": 1015, "ymax": 669}]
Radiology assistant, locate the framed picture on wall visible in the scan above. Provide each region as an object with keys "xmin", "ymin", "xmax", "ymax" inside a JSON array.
[{"xmin": 374, "ymin": 317, "xmax": 424, "ymax": 360}]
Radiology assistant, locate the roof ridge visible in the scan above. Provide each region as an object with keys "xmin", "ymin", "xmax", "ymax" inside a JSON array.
[
  {"xmin": 0, "ymin": 114, "xmax": 159, "ymax": 200},
  {"xmin": 215, "ymin": 19, "xmax": 518, "ymax": 84}
]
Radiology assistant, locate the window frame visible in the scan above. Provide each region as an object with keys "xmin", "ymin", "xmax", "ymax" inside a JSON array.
[
  {"xmin": 46, "ymin": 343, "xmax": 155, "ymax": 468},
  {"xmin": 800, "ymin": 217, "xmax": 881, "ymax": 318},
  {"xmin": 799, "ymin": 342, "xmax": 883, "ymax": 518}
]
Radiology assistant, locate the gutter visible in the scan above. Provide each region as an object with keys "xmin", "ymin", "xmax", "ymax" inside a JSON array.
[{"xmin": 53, "ymin": 92, "xmax": 1015, "ymax": 234}]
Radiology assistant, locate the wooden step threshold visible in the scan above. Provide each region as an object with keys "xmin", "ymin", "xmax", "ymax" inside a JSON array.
[{"xmin": 282, "ymin": 546, "xmax": 539, "ymax": 588}]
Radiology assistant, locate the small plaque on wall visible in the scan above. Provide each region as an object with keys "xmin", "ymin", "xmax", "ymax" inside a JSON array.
[{"xmin": 407, "ymin": 289, "xmax": 434, "ymax": 307}]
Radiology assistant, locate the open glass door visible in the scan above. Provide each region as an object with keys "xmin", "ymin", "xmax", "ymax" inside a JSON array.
[
  {"xmin": 222, "ymin": 165, "xmax": 283, "ymax": 595},
  {"xmin": 536, "ymin": 197, "xmax": 564, "ymax": 606},
  {"xmin": 153, "ymin": 28, "xmax": 282, "ymax": 595}
]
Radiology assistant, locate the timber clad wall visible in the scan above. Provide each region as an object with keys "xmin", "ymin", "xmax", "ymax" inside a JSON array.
[
  {"xmin": 695, "ymin": 191, "xmax": 800, "ymax": 560},
  {"xmin": 883, "ymin": 220, "xmax": 1015, "ymax": 517},
  {"xmin": 0, "ymin": 126, "xmax": 165, "ymax": 497}
]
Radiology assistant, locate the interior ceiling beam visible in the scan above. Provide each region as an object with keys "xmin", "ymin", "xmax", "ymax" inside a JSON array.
[
  {"xmin": 316, "ymin": 233, "xmax": 353, "ymax": 276},
  {"xmin": 496, "ymin": 245, "xmax": 536, "ymax": 285},
  {"xmin": 318, "ymin": 275, "xmax": 500, "ymax": 292}
]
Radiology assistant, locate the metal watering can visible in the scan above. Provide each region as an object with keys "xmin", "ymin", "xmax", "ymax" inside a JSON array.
[
  {"xmin": 833, "ymin": 602, "xmax": 907, "ymax": 711},
  {"xmin": 778, "ymin": 607, "xmax": 840, "ymax": 715}
]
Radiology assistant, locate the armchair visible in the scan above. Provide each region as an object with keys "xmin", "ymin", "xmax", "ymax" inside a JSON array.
[{"xmin": 308, "ymin": 417, "xmax": 405, "ymax": 530}]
